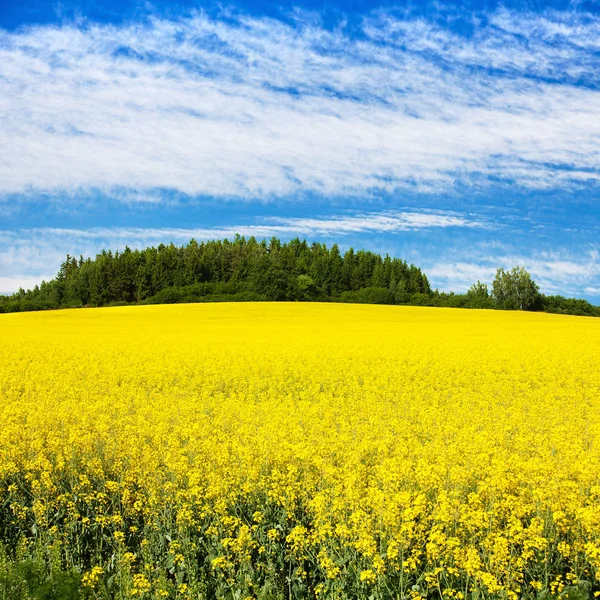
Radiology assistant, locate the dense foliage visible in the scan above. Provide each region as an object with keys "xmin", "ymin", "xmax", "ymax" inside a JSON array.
[
  {"xmin": 1, "ymin": 303, "xmax": 600, "ymax": 599},
  {"xmin": 0, "ymin": 236, "xmax": 598, "ymax": 316},
  {"xmin": 491, "ymin": 267, "xmax": 541, "ymax": 311},
  {"xmin": 0, "ymin": 236, "xmax": 432, "ymax": 310}
]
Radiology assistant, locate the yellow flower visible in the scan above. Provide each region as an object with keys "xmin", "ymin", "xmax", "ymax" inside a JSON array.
[
  {"xmin": 82, "ymin": 566, "xmax": 103, "ymax": 590},
  {"xmin": 131, "ymin": 573, "xmax": 151, "ymax": 596},
  {"xmin": 2, "ymin": 303, "xmax": 600, "ymax": 598},
  {"xmin": 360, "ymin": 569, "xmax": 377, "ymax": 584}
]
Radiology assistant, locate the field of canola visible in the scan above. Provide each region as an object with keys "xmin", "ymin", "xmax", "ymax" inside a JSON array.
[{"xmin": 1, "ymin": 302, "xmax": 600, "ymax": 600}]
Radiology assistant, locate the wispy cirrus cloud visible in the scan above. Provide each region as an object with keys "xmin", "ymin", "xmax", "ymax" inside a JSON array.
[
  {"xmin": 9, "ymin": 209, "xmax": 486, "ymax": 241},
  {"xmin": 2, "ymin": 8, "xmax": 600, "ymax": 201}
]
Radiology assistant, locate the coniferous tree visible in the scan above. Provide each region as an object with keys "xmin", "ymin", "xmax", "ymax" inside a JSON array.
[{"xmin": 0, "ymin": 238, "xmax": 596, "ymax": 317}]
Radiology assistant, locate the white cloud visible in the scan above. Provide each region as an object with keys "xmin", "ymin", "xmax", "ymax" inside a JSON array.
[
  {"xmin": 272, "ymin": 211, "xmax": 488, "ymax": 233},
  {"xmin": 425, "ymin": 250, "xmax": 600, "ymax": 298},
  {"xmin": 1, "ymin": 9, "xmax": 600, "ymax": 200},
  {"xmin": 0, "ymin": 276, "xmax": 56, "ymax": 296},
  {"xmin": 6, "ymin": 209, "xmax": 485, "ymax": 242},
  {"xmin": 426, "ymin": 262, "xmax": 498, "ymax": 290}
]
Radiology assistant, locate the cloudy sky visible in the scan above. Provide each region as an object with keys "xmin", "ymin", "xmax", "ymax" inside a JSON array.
[{"xmin": 1, "ymin": 0, "xmax": 600, "ymax": 299}]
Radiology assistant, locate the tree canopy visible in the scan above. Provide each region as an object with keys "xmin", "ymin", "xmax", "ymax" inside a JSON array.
[
  {"xmin": 0, "ymin": 237, "xmax": 598, "ymax": 317},
  {"xmin": 492, "ymin": 267, "xmax": 541, "ymax": 311}
]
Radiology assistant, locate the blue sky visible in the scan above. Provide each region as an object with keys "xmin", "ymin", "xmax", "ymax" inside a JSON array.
[{"xmin": 1, "ymin": 0, "xmax": 600, "ymax": 299}]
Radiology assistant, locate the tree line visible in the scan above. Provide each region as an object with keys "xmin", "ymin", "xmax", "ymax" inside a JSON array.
[{"xmin": 0, "ymin": 236, "xmax": 598, "ymax": 317}]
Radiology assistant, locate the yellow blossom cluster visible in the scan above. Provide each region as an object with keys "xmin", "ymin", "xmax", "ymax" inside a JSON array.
[{"xmin": 1, "ymin": 303, "xmax": 600, "ymax": 599}]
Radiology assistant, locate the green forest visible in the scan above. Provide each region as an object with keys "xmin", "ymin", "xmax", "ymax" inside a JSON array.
[{"xmin": 0, "ymin": 236, "xmax": 598, "ymax": 316}]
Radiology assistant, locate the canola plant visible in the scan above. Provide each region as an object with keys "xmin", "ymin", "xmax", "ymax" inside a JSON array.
[{"xmin": 1, "ymin": 303, "xmax": 600, "ymax": 599}]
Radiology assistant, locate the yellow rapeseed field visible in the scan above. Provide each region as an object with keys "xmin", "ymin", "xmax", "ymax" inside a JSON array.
[{"xmin": 1, "ymin": 303, "xmax": 600, "ymax": 599}]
